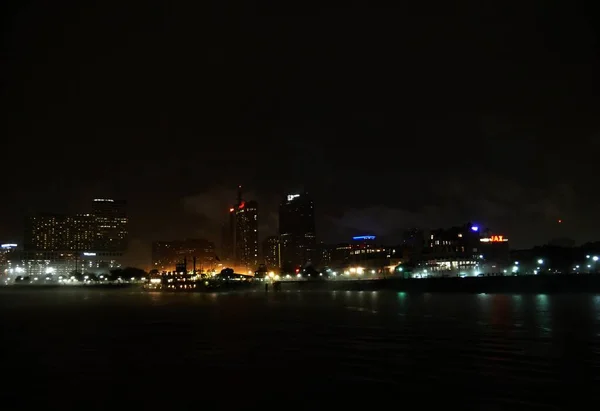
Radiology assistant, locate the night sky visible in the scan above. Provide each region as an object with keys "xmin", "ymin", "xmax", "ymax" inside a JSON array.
[{"xmin": 2, "ymin": 2, "xmax": 599, "ymax": 267}]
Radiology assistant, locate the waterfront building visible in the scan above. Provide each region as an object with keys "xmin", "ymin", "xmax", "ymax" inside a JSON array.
[{"xmin": 279, "ymin": 192, "xmax": 316, "ymax": 271}]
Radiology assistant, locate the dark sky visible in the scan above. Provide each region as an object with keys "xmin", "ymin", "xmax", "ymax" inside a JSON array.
[{"xmin": 2, "ymin": 2, "xmax": 599, "ymax": 267}]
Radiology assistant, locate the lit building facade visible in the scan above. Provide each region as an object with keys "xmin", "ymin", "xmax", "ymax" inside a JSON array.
[
  {"xmin": 25, "ymin": 213, "xmax": 69, "ymax": 251},
  {"xmin": 18, "ymin": 198, "xmax": 129, "ymax": 277},
  {"xmin": 346, "ymin": 236, "xmax": 399, "ymax": 272},
  {"xmin": 420, "ymin": 222, "xmax": 484, "ymax": 276},
  {"xmin": 65, "ymin": 214, "xmax": 96, "ymax": 251},
  {"xmin": 92, "ymin": 199, "xmax": 128, "ymax": 252},
  {"xmin": 25, "ymin": 213, "xmax": 96, "ymax": 251},
  {"xmin": 7, "ymin": 250, "xmax": 122, "ymax": 279},
  {"xmin": 279, "ymin": 192, "xmax": 316, "ymax": 271},
  {"xmin": 1, "ymin": 243, "xmax": 18, "ymax": 279},
  {"xmin": 25, "ymin": 201, "xmax": 128, "ymax": 254},
  {"xmin": 235, "ymin": 200, "xmax": 259, "ymax": 269},
  {"xmin": 262, "ymin": 236, "xmax": 280, "ymax": 269}
]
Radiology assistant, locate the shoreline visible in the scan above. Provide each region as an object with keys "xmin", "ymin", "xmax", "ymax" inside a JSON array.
[
  {"xmin": 3, "ymin": 274, "xmax": 600, "ymax": 293},
  {"xmin": 282, "ymin": 274, "xmax": 600, "ymax": 293}
]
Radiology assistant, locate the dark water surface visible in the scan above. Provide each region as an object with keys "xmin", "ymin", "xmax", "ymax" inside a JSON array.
[{"xmin": 1, "ymin": 289, "xmax": 600, "ymax": 410}]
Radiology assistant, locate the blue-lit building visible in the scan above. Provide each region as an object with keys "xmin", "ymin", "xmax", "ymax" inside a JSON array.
[{"xmin": 350, "ymin": 235, "xmax": 395, "ymax": 264}]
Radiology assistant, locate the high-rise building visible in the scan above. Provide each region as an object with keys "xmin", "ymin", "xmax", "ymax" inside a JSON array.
[
  {"xmin": 0, "ymin": 243, "xmax": 18, "ymax": 274},
  {"xmin": 220, "ymin": 207, "xmax": 236, "ymax": 263},
  {"xmin": 24, "ymin": 201, "xmax": 127, "ymax": 254},
  {"xmin": 25, "ymin": 213, "xmax": 68, "ymax": 251},
  {"xmin": 279, "ymin": 192, "xmax": 316, "ymax": 270},
  {"xmin": 262, "ymin": 236, "xmax": 280, "ymax": 269},
  {"xmin": 24, "ymin": 213, "xmax": 96, "ymax": 251},
  {"xmin": 19, "ymin": 200, "xmax": 128, "ymax": 277},
  {"xmin": 235, "ymin": 198, "xmax": 259, "ymax": 269},
  {"xmin": 92, "ymin": 199, "xmax": 128, "ymax": 252},
  {"xmin": 65, "ymin": 214, "xmax": 97, "ymax": 251}
]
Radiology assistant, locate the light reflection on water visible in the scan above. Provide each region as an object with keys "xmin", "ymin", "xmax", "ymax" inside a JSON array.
[{"xmin": 1, "ymin": 289, "xmax": 599, "ymax": 408}]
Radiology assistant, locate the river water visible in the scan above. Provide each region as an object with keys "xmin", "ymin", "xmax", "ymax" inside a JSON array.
[{"xmin": 1, "ymin": 288, "xmax": 599, "ymax": 410}]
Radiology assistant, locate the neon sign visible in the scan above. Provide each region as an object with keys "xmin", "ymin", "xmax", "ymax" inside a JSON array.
[
  {"xmin": 480, "ymin": 235, "xmax": 507, "ymax": 243},
  {"xmin": 353, "ymin": 236, "xmax": 376, "ymax": 240}
]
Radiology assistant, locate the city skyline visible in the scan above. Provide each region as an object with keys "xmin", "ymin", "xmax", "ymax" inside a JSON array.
[
  {"xmin": 1, "ymin": 189, "xmax": 586, "ymax": 272},
  {"xmin": 3, "ymin": 3, "xmax": 600, "ymax": 407},
  {"xmin": 0, "ymin": 188, "xmax": 588, "ymax": 269},
  {"xmin": 2, "ymin": 3, "xmax": 599, "ymax": 268}
]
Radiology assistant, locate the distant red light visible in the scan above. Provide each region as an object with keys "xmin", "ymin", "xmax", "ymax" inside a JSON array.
[
  {"xmin": 295, "ymin": 268, "xmax": 300, "ymax": 273},
  {"xmin": 558, "ymin": 219, "xmax": 562, "ymax": 223},
  {"xmin": 239, "ymin": 201, "xmax": 245, "ymax": 209},
  {"xmin": 229, "ymin": 208, "xmax": 234, "ymax": 213}
]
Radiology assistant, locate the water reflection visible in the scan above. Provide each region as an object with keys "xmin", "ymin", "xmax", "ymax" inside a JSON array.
[
  {"xmin": 487, "ymin": 295, "xmax": 510, "ymax": 329},
  {"xmin": 2, "ymin": 288, "xmax": 600, "ymax": 409},
  {"xmin": 594, "ymin": 295, "xmax": 600, "ymax": 319},
  {"xmin": 534, "ymin": 294, "xmax": 552, "ymax": 336}
]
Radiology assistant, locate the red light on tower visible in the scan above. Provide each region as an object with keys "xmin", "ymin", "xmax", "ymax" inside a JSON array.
[
  {"xmin": 558, "ymin": 219, "xmax": 562, "ymax": 223},
  {"xmin": 238, "ymin": 201, "xmax": 245, "ymax": 209}
]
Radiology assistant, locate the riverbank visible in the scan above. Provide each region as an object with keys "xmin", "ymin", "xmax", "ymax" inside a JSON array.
[
  {"xmin": 283, "ymin": 274, "xmax": 600, "ymax": 293},
  {"xmin": 3, "ymin": 283, "xmax": 138, "ymax": 290},
  {"xmin": 4, "ymin": 274, "xmax": 600, "ymax": 293}
]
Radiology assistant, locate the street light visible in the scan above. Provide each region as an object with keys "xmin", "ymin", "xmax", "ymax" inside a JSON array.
[
  {"xmin": 593, "ymin": 256, "xmax": 599, "ymax": 262},
  {"xmin": 537, "ymin": 259, "xmax": 544, "ymax": 265}
]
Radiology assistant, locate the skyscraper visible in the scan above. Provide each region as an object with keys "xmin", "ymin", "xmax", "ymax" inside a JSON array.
[
  {"xmin": 20, "ymin": 200, "xmax": 127, "ymax": 277},
  {"xmin": 220, "ymin": 207, "xmax": 236, "ymax": 263},
  {"xmin": 262, "ymin": 236, "xmax": 280, "ymax": 269},
  {"xmin": 92, "ymin": 198, "xmax": 128, "ymax": 252},
  {"xmin": 24, "ymin": 213, "xmax": 68, "ymax": 251},
  {"xmin": 279, "ymin": 192, "xmax": 316, "ymax": 270},
  {"xmin": 24, "ymin": 201, "xmax": 128, "ymax": 253},
  {"xmin": 233, "ymin": 187, "xmax": 258, "ymax": 269},
  {"xmin": 65, "ymin": 214, "xmax": 97, "ymax": 251},
  {"xmin": 24, "ymin": 213, "xmax": 94, "ymax": 251}
]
